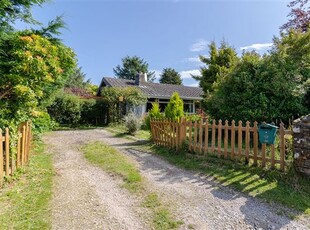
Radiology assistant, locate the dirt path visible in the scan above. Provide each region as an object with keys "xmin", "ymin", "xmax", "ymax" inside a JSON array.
[{"xmin": 44, "ymin": 129, "xmax": 309, "ymax": 230}]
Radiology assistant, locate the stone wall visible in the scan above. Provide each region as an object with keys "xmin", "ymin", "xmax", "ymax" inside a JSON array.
[{"xmin": 293, "ymin": 114, "xmax": 310, "ymax": 176}]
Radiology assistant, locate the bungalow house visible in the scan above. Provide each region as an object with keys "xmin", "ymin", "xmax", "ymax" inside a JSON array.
[{"xmin": 97, "ymin": 73, "xmax": 204, "ymax": 117}]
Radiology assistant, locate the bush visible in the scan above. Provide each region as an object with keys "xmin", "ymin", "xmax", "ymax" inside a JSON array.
[
  {"xmin": 32, "ymin": 111, "xmax": 58, "ymax": 134},
  {"xmin": 124, "ymin": 113, "xmax": 142, "ymax": 135},
  {"xmin": 185, "ymin": 114, "xmax": 202, "ymax": 122},
  {"xmin": 47, "ymin": 92, "xmax": 82, "ymax": 126},
  {"xmin": 143, "ymin": 102, "xmax": 163, "ymax": 130}
]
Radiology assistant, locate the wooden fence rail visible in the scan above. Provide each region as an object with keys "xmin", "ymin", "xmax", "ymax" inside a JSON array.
[
  {"xmin": 0, "ymin": 121, "xmax": 32, "ymax": 184},
  {"xmin": 150, "ymin": 118, "xmax": 293, "ymax": 171}
]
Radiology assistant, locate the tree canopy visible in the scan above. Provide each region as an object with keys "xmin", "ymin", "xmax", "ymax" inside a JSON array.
[
  {"xmin": 202, "ymin": 30, "xmax": 310, "ymax": 123},
  {"xmin": 0, "ymin": 0, "xmax": 46, "ymax": 29},
  {"xmin": 159, "ymin": 68, "xmax": 182, "ymax": 85},
  {"xmin": 280, "ymin": 0, "xmax": 310, "ymax": 33},
  {"xmin": 113, "ymin": 56, "xmax": 155, "ymax": 82},
  {"xmin": 192, "ymin": 41, "xmax": 239, "ymax": 96}
]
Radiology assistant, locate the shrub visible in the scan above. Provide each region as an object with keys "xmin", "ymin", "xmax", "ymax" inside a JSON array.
[
  {"xmin": 165, "ymin": 92, "xmax": 184, "ymax": 120},
  {"xmin": 143, "ymin": 102, "xmax": 163, "ymax": 130},
  {"xmin": 185, "ymin": 114, "xmax": 202, "ymax": 122},
  {"xmin": 47, "ymin": 92, "xmax": 82, "ymax": 126},
  {"xmin": 124, "ymin": 113, "xmax": 142, "ymax": 135}
]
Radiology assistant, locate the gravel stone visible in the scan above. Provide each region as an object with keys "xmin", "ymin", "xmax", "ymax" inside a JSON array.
[{"xmin": 44, "ymin": 129, "xmax": 310, "ymax": 230}]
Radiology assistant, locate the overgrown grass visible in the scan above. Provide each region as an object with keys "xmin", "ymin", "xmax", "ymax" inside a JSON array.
[
  {"xmin": 82, "ymin": 142, "xmax": 182, "ymax": 229},
  {"xmin": 0, "ymin": 141, "xmax": 54, "ymax": 229},
  {"xmin": 133, "ymin": 144, "xmax": 310, "ymax": 216},
  {"xmin": 105, "ymin": 123, "xmax": 150, "ymax": 141},
  {"xmin": 83, "ymin": 142, "xmax": 142, "ymax": 193},
  {"xmin": 143, "ymin": 193, "xmax": 183, "ymax": 229}
]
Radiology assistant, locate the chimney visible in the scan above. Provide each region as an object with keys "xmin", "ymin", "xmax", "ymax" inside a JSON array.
[{"xmin": 135, "ymin": 72, "xmax": 147, "ymax": 85}]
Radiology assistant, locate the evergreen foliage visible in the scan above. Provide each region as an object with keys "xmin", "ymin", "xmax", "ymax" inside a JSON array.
[
  {"xmin": 113, "ymin": 56, "xmax": 156, "ymax": 82},
  {"xmin": 144, "ymin": 102, "xmax": 163, "ymax": 130},
  {"xmin": 0, "ymin": 0, "xmax": 46, "ymax": 29},
  {"xmin": 192, "ymin": 41, "xmax": 239, "ymax": 96},
  {"xmin": 165, "ymin": 92, "xmax": 184, "ymax": 120},
  {"xmin": 159, "ymin": 68, "xmax": 182, "ymax": 85},
  {"xmin": 202, "ymin": 30, "xmax": 310, "ymax": 123}
]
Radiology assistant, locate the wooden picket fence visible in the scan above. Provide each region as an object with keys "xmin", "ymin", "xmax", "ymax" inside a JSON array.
[
  {"xmin": 150, "ymin": 118, "xmax": 293, "ymax": 171},
  {"xmin": 0, "ymin": 121, "xmax": 32, "ymax": 184}
]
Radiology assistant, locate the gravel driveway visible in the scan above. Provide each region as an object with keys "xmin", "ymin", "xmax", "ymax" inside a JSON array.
[{"xmin": 43, "ymin": 129, "xmax": 309, "ymax": 230}]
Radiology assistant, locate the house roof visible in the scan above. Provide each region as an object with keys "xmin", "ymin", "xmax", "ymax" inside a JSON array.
[{"xmin": 99, "ymin": 77, "xmax": 204, "ymax": 100}]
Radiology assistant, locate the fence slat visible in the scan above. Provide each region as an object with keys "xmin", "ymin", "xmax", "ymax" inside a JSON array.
[
  {"xmin": 203, "ymin": 119, "xmax": 209, "ymax": 155},
  {"xmin": 231, "ymin": 120, "xmax": 235, "ymax": 159},
  {"xmin": 271, "ymin": 144, "xmax": 275, "ymax": 169},
  {"xmin": 238, "ymin": 121, "xmax": 243, "ymax": 160},
  {"xmin": 5, "ymin": 128, "xmax": 9, "ymax": 176},
  {"xmin": 25, "ymin": 122, "xmax": 29, "ymax": 163},
  {"xmin": 211, "ymin": 120, "xmax": 216, "ymax": 154},
  {"xmin": 199, "ymin": 119, "xmax": 203, "ymax": 154},
  {"xmin": 253, "ymin": 121, "xmax": 258, "ymax": 166},
  {"xmin": 224, "ymin": 120, "xmax": 228, "ymax": 159},
  {"xmin": 261, "ymin": 144, "xmax": 266, "ymax": 167},
  {"xmin": 218, "ymin": 120, "xmax": 222, "ymax": 157},
  {"xmin": 245, "ymin": 121, "xmax": 250, "ymax": 163},
  {"xmin": 193, "ymin": 121, "xmax": 197, "ymax": 153},
  {"xmin": 22, "ymin": 125, "xmax": 26, "ymax": 166},
  {"xmin": 179, "ymin": 118, "xmax": 186, "ymax": 147},
  {"xmin": 175, "ymin": 121, "xmax": 180, "ymax": 150}
]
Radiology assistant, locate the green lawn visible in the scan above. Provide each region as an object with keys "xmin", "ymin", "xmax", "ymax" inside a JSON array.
[{"xmin": 0, "ymin": 141, "xmax": 54, "ymax": 229}]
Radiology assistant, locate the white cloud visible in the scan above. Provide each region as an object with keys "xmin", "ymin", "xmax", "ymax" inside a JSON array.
[
  {"xmin": 187, "ymin": 56, "xmax": 201, "ymax": 63},
  {"xmin": 179, "ymin": 69, "xmax": 200, "ymax": 79},
  {"xmin": 240, "ymin": 43, "xmax": 272, "ymax": 51},
  {"xmin": 189, "ymin": 82, "xmax": 199, "ymax": 87},
  {"xmin": 190, "ymin": 39, "xmax": 208, "ymax": 52}
]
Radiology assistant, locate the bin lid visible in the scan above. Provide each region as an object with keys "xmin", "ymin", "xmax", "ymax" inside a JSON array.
[{"xmin": 259, "ymin": 123, "xmax": 278, "ymax": 129}]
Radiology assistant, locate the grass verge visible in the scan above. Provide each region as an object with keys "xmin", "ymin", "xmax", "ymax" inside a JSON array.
[
  {"xmin": 0, "ymin": 140, "xmax": 54, "ymax": 229},
  {"xmin": 82, "ymin": 142, "xmax": 182, "ymax": 229},
  {"xmin": 105, "ymin": 123, "xmax": 150, "ymax": 141},
  {"xmin": 134, "ymin": 144, "xmax": 310, "ymax": 216}
]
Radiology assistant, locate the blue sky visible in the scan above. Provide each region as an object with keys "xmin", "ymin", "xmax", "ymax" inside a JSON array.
[{"xmin": 19, "ymin": 0, "xmax": 290, "ymax": 86}]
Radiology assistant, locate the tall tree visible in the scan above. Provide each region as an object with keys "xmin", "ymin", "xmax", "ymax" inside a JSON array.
[
  {"xmin": 65, "ymin": 67, "xmax": 91, "ymax": 89},
  {"xmin": 113, "ymin": 55, "xmax": 155, "ymax": 82},
  {"xmin": 280, "ymin": 0, "xmax": 310, "ymax": 33},
  {"xmin": 159, "ymin": 68, "xmax": 182, "ymax": 85},
  {"xmin": 0, "ymin": 0, "xmax": 46, "ymax": 29},
  {"xmin": 192, "ymin": 41, "xmax": 239, "ymax": 96}
]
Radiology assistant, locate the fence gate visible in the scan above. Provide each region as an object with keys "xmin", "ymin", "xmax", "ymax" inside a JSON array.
[{"xmin": 150, "ymin": 119, "xmax": 184, "ymax": 150}]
